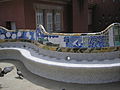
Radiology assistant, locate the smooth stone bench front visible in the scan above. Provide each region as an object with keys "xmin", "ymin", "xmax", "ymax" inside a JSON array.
[{"xmin": 0, "ymin": 42, "xmax": 120, "ymax": 84}]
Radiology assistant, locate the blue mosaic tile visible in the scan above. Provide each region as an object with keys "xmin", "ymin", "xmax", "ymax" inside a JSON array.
[
  {"xmin": 17, "ymin": 32, "xmax": 23, "ymax": 39},
  {"xmin": 48, "ymin": 35, "xmax": 59, "ymax": 38},
  {"xmin": 0, "ymin": 25, "xmax": 116, "ymax": 48},
  {"xmin": 30, "ymin": 32, "xmax": 35, "ymax": 40},
  {"xmin": 21, "ymin": 32, "xmax": 28, "ymax": 39},
  {"xmin": 82, "ymin": 36, "xmax": 89, "ymax": 48},
  {"xmin": 0, "ymin": 29, "xmax": 7, "ymax": 34},
  {"xmin": 88, "ymin": 36, "xmax": 109, "ymax": 48},
  {"xmin": 63, "ymin": 35, "xmax": 109, "ymax": 48},
  {"xmin": 65, "ymin": 36, "xmax": 83, "ymax": 48},
  {"xmin": 5, "ymin": 32, "xmax": 12, "ymax": 39},
  {"xmin": 64, "ymin": 36, "xmax": 69, "ymax": 42}
]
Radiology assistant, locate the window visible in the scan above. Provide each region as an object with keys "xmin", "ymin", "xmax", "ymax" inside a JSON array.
[
  {"xmin": 6, "ymin": 21, "xmax": 16, "ymax": 30},
  {"xmin": 36, "ymin": 10, "xmax": 43, "ymax": 26},
  {"xmin": 46, "ymin": 12, "xmax": 53, "ymax": 32},
  {"xmin": 35, "ymin": 4, "xmax": 63, "ymax": 33},
  {"xmin": 54, "ymin": 12, "xmax": 61, "ymax": 31}
]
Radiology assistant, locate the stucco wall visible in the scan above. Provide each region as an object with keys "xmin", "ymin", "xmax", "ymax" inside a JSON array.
[
  {"xmin": 72, "ymin": 0, "xmax": 88, "ymax": 33},
  {"xmin": 0, "ymin": 0, "xmax": 26, "ymax": 29}
]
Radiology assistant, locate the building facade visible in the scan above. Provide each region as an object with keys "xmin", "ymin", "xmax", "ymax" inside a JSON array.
[
  {"xmin": 0, "ymin": 0, "xmax": 120, "ymax": 33},
  {"xmin": 0, "ymin": 0, "xmax": 72, "ymax": 33}
]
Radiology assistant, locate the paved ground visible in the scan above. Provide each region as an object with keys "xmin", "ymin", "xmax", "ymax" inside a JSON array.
[{"xmin": 0, "ymin": 60, "xmax": 120, "ymax": 90}]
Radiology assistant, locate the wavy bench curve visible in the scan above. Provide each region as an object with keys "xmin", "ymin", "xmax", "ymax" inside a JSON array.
[
  {"xmin": 0, "ymin": 42, "xmax": 120, "ymax": 84},
  {"xmin": 0, "ymin": 23, "xmax": 120, "ymax": 84}
]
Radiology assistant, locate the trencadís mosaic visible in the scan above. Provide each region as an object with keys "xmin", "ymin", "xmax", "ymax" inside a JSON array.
[{"xmin": 0, "ymin": 23, "xmax": 120, "ymax": 53}]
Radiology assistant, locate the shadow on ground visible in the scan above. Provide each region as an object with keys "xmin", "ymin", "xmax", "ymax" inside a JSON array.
[{"xmin": 0, "ymin": 60, "xmax": 120, "ymax": 90}]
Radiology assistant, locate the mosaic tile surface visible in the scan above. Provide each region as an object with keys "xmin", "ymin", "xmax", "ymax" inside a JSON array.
[
  {"xmin": 0, "ymin": 23, "xmax": 120, "ymax": 53},
  {"xmin": 113, "ymin": 24, "xmax": 120, "ymax": 46}
]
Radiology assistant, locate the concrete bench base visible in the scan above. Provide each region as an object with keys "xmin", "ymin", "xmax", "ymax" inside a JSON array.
[
  {"xmin": 0, "ymin": 47, "xmax": 120, "ymax": 84},
  {"xmin": 0, "ymin": 42, "xmax": 120, "ymax": 84}
]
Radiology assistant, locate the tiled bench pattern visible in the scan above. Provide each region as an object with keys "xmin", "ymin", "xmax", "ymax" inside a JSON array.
[{"xmin": 0, "ymin": 23, "xmax": 120, "ymax": 53}]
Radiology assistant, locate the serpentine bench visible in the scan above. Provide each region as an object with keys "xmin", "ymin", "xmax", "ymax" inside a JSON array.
[{"xmin": 0, "ymin": 23, "xmax": 120, "ymax": 84}]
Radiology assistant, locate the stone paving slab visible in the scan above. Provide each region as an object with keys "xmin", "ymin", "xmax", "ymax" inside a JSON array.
[{"xmin": 0, "ymin": 60, "xmax": 120, "ymax": 90}]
